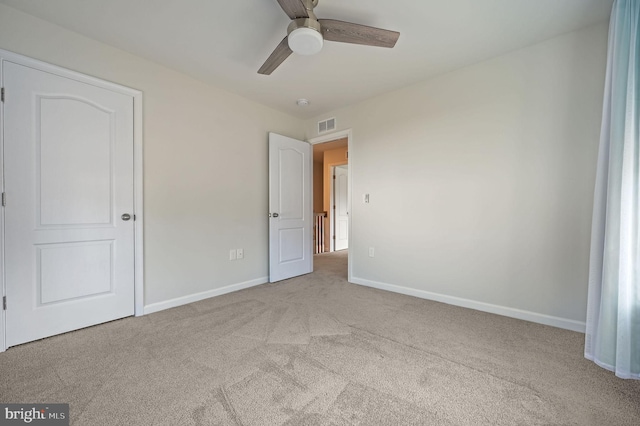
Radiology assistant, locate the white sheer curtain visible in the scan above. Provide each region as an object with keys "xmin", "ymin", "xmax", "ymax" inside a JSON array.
[{"xmin": 585, "ymin": 0, "xmax": 639, "ymax": 380}]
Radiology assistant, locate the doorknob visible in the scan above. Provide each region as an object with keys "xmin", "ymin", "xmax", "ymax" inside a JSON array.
[
  {"xmin": 121, "ymin": 213, "xmax": 131, "ymax": 221},
  {"xmin": 272, "ymin": 213, "xmax": 279, "ymax": 218}
]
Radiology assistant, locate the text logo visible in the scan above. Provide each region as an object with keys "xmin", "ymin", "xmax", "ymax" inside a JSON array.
[{"xmin": 0, "ymin": 404, "xmax": 68, "ymax": 425}]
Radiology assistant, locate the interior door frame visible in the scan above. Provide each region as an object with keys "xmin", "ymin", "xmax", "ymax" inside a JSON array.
[
  {"xmin": 0, "ymin": 48, "xmax": 145, "ymax": 352},
  {"xmin": 331, "ymin": 164, "xmax": 348, "ymax": 252},
  {"xmin": 328, "ymin": 165, "xmax": 339, "ymax": 252},
  {"xmin": 308, "ymin": 129, "xmax": 352, "ymax": 282}
]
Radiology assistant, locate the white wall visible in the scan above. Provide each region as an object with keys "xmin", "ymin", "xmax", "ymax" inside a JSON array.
[
  {"xmin": 304, "ymin": 23, "xmax": 608, "ymax": 331},
  {"xmin": 0, "ymin": 4, "xmax": 305, "ymax": 310}
]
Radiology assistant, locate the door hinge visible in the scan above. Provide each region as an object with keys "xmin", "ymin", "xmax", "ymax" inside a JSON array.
[
  {"xmin": 1, "ymin": 192, "xmax": 5, "ymax": 207},
  {"xmin": 333, "ymin": 235, "xmax": 336, "ymax": 240},
  {"xmin": 1, "ymin": 87, "xmax": 4, "ymax": 103},
  {"xmin": 133, "ymin": 214, "xmax": 136, "ymax": 221},
  {"xmin": 3, "ymin": 296, "xmax": 6, "ymax": 310}
]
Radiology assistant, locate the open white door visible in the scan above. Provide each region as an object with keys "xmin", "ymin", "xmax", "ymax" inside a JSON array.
[
  {"xmin": 268, "ymin": 133, "xmax": 313, "ymax": 282},
  {"xmin": 334, "ymin": 165, "xmax": 349, "ymax": 251},
  {"xmin": 3, "ymin": 60, "xmax": 135, "ymax": 347}
]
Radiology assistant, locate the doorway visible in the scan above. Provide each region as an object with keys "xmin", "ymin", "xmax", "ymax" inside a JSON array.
[
  {"xmin": 332, "ymin": 165, "xmax": 349, "ymax": 251},
  {"xmin": 309, "ymin": 130, "xmax": 352, "ymax": 280}
]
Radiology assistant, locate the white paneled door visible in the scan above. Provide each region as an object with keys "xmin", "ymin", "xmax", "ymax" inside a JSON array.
[
  {"xmin": 4, "ymin": 61, "xmax": 135, "ymax": 347},
  {"xmin": 334, "ymin": 165, "xmax": 349, "ymax": 251},
  {"xmin": 268, "ymin": 133, "xmax": 313, "ymax": 282}
]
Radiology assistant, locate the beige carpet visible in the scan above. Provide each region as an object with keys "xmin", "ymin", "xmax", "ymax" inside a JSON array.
[{"xmin": 1, "ymin": 250, "xmax": 639, "ymax": 425}]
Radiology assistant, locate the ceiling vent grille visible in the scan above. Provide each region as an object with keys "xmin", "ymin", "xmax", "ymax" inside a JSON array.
[{"xmin": 318, "ymin": 117, "xmax": 336, "ymax": 134}]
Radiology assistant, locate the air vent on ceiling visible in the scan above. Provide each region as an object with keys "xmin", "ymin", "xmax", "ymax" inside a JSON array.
[{"xmin": 318, "ymin": 117, "xmax": 336, "ymax": 134}]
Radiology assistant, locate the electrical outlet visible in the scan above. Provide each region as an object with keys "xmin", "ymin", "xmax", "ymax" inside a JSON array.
[
  {"xmin": 229, "ymin": 249, "xmax": 237, "ymax": 261},
  {"xmin": 237, "ymin": 248, "xmax": 244, "ymax": 259},
  {"xmin": 368, "ymin": 247, "xmax": 375, "ymax": 257}
]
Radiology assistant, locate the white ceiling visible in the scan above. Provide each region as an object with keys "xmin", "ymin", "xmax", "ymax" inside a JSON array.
[{"xmin": 0, "ymin": 0, "xmax": 613, "ymax": 119}]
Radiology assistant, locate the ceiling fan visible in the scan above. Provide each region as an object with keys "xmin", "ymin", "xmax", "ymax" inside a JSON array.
[{"xmin": 258, "ymin": 0, "xmax": 400, "ymax": 75}]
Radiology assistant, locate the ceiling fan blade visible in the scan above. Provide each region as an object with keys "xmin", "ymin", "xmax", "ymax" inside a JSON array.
[
  {"xmin": 319, "ymin": 19, "xmax": 399, "ymax": 48},
  {"xmin": 276, "ymin": 0, "xmax": 308, "ymax": 19},
  {"xmin": 258, "ymin": 37, "xmax": 293, "ymax": 75}
]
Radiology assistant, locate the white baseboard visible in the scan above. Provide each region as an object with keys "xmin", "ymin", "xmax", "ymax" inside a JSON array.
[
  {"xmin": 350, "ymin": 276, "xmax": 586, "ymax": 333},
  {"xmin": 143, "ymin": 277, "xmax": 268, "ymax": 315}
]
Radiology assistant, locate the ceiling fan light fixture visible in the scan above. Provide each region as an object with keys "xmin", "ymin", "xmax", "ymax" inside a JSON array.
[
  {"xmin": 288, "ymin": 27, "xmax": 323, "ymax": 56},
  {"xmin": 258, "ymin": 1, "xmax": 400, "ymax": 75}
]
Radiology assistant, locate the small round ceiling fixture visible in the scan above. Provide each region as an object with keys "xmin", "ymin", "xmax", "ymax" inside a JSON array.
[{"xmin": 296, "ymin": 98, "xmax": 310, "ymax": 107}]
